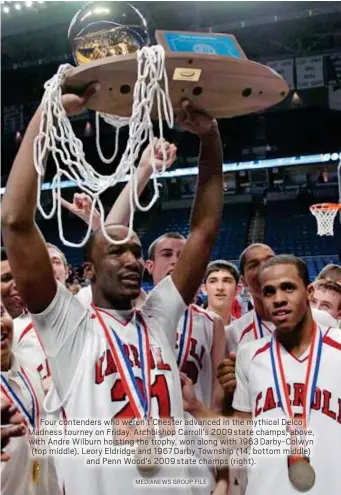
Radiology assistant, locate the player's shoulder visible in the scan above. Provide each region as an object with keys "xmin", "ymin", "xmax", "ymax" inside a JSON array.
[
  {"xmin": 238, "ymin": 335, "xmax": 272, "ymax": 362},
  {"xmin": 322, "ymin": 326, "xmax": 341, "ymax": 348},
  {"xmin": 13, "ymin": 313, "xmax": 34, "ymax": 343},
  {"xmin": 312, "ymin": 308, "xmax": 338, "ymax": 328},
  {"xmin": 229, "ymin": 310, "xmax": 253, "ymax": 329},
  {"xmin": 190, "ymin": 304, "xmax": 215, "ymax": 323},
  {"xmin": 226, "ymin": 311, "xmax": 253, "ymax": 338},
  {"xmin": 11, "ymin": 351, "xmax": 44, "ymax": 385},
  {"xmin": 75, "ymin": 285, "xmax": 92, "ymax": 308}
]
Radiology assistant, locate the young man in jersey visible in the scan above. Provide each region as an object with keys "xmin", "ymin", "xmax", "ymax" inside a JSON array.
[
  {"xmin": 2, "ymin": 87, "xmax": 224, "ymax": 495},
  {"xmin": 204, "ymin": 260, "xmax": 239, "ymax": 328},
  {"xmin": 8, "ymin": 243, "xmax": 69, "ymax": 386},
  {"xmin": 309, "ymin": 279, "xmax": 341, "ymax": 322},
  {"xmin": 222, "ymin": 244, "xmax": 337, "ymax": 357},
  {"xmin": 7, "ymin": 139, "xmax": 177, "ymax": 388},
  {"xmin": 61, "ymin": 160, "xmax": 226, "ymax": 414},
  {"xmin": 1, "ymin": 301, "xmax": 57, "ymax": 494},
  {"xmin": 182, "ymin": 255, "xmax": 341, "ymax": 495},
  {"xmin": 146, "ymin": 233, "xmax": 226, "ymax": 409},
  {"xmin": 217, "ymin": 245, "xmax": 338, "ymax": 495}
]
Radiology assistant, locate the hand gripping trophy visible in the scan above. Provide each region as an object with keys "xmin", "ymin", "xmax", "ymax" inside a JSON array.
[{"xmin": 33, "ymin": 1, "xmax": 289, "ymax": 248}]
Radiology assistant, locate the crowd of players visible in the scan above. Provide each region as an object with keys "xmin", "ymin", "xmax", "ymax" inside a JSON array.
[{"xmin": 1, "ymin": 87, "xmax": 341, "ymax": 495}]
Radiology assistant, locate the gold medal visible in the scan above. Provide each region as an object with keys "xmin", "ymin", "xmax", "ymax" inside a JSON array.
[
  {"xmin": 134, "ymin": 430, "xmax": 159, "ymax": 475},
  {"xmin": 135, "ymin": 446, "xmax": 159, "ymax": 474},
  {"xmin": 288, "ymin": 460, "xmax": 315, "ymax": 492},
  {"xmin": 32, "ymin": 460, "xmax": 40, "ymax": 485}
]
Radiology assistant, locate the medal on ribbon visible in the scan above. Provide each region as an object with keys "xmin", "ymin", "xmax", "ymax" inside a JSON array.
[
  {"xmin": 1, "ymin": 367, "xmax": 40, "ymax": 429},
  {"xmin": 270, "ymin": 323, "xmax": 322, "ymax": 492},
  {"xmin": 254, "ymin": 313, "xmax": 264, "ymax": 339},
  {"xmin": 254, "ymin": 313, "xmax": 273, "ymax": 340},
  {"xmin": 177, "ymin": 307, "xmax": 193, "ymax": 371},
  {"xmin": 32, "ymin": 459, "xmax": 41, "ymax": 485},
  {"xmin": 1, "ymin": 367, "xmax": 41, "ymax": 484},
  {"xmin": 94, "ymin": 307, "xmax": 158, "ymax": 474}
]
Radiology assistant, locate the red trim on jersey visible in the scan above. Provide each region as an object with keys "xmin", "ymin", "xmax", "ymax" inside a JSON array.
[
  {"xmin": 18, "ymin": 322, "xmax": 34, "ymax": 343},
  {"xmin": 239, "ymin": 323, "xmax": 255, "ymax": 344},
  {"xmin": 251, "ymin": 342, "xmax": 271, "ymax": 360},
  {"xmin": 251, "ymin": 342, "xmax": 270, "ymax": 361},
  {"xmin": 287, "ymin": 352, "xmax": 309, "ymax": 364},
  {"xmin": 18, "ymin": 321, "xmax": 47, "ymax": 359},
  {"xmin": 323, "ymin": 335, "xmax": 341, "ymax": 351},
  {"xmin": 323, "ymin": 327, "xmax": 331, "ymax": 339},
  {"xmin": 191, "ymin": 305, "xmax": 214, "ymax": 322},
  {"xmin": 95, "ymin": 307, "xmax": 134, "ymax": 326}
]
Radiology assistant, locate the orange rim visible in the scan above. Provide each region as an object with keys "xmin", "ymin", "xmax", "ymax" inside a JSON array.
[{"xmin": 310, "ymin": 203, "xmax": 341, "ymax": 211}]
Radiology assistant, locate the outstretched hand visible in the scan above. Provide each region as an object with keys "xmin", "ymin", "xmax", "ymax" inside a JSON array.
[
  {"xmin": 176, "ymin": 99, "xmax": 218, "ymax": 137},
  {"xmin": 61, "ymin": 83, "xmax": 100, "ymax": 116},
  {"xmin": 57, "ymin": 192, "xmax": 101, "ymax": 231},
  {"xmin": 139, "ymin": 138, "xmax": 177, "ymax": 173}
]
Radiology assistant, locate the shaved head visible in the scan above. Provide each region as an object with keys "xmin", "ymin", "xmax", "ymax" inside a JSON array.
[
  {"xmin": 84, "ymin": 224, "xmax": 144, "ymax": 309},
  {"xmin": 85, "ymin": 224, "xmax": 141, "ymax": 262}
]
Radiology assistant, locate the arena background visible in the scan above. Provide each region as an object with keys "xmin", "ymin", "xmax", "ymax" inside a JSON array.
[{"xmin": 1, "ymin": 0, "xmax": 341, "ymax": 291}]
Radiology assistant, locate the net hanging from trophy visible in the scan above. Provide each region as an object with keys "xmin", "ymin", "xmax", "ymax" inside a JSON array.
[{"xmin": 34, "ymin": 1, "xmax": 289, "ymax": 247}]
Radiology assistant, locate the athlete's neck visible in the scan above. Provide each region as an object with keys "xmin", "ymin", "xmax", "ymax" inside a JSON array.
[
  {"xmin": 277, "ymin": 308, "xmax": 314, "ymax": 358},
  {"xmin": 207, "ymin": 304, "xmax": 232, "ymax": 326},
  {"xmin": 252, "ymin": 296, "xmax": 269, "ymax": 321},
  {"xmin": 92, "ymin": 288, "xmax": 133, "ymax": 311}
]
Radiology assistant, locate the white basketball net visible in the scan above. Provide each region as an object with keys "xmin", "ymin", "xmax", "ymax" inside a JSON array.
[
  {"xmin": 34, "ymin": 45, "xmax": 173, "ymax": 247},
  {"xmin": 310, "ymin": 204, "xmax": 340, "ymax": 236}
]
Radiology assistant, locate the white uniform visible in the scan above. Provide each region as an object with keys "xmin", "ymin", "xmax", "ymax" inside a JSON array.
[
  {"xmin": 31, "ymin": 277, "xmax": 195, "ymax": 495},
  {"xmin": 12, "ymin": 288, "xmax": 93, "ymax": 381},
  {"xmin": 233, "ymin": 326, "xmax": 341, "ymax": 495},
  {"xmin": 75, "ymin": 285, "xmax": 92, "ymax": 308},
  {"xmin": 1, "ymin": 353, "xmax": 50, "ymax": 495},
  {"xmin": 13, "ymin": 314, "xmax": 49, "ymax": 382},
  {"xmin": 176, "ymin": 305, "xmax": 214, "ymax": 407},
  {"xmin": 225, "ymin": 308, "xmax": 337, "ymax": 495},
  {"xmin": 226, "ymin": 308, "xmax": 337, "ymax": 354},
  {"xmin": 176, "ymin": 305, "xmax": 216, "ymax": 494}
]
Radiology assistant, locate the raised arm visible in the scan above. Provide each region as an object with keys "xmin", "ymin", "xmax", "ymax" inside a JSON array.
[
  {"xmin": 1, "ymin": 90, "xmax": 97, "ymax": 314},
  {"xmin": 171, "ymin": 101, "xmax": 223, "ymax": 305},
  {"xmin": 59, "ymin": 139, "xmax": 177, "ymax": 229},
  {"xmin": 105, "ymin": 138, "xmax": 176, "ymax": 226}
]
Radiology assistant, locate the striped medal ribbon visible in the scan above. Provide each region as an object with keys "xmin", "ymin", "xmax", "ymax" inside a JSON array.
[
  {"xmin": 270, "ymin": 323, "xmax": 322, "ymax": 491},
  {"xmin": 1, "ymin": 367, "xmax": 40, "ymax": 429},
  {"xmin": 94, "ymin": 307, "xmax": 152, "ymax": 420},
  {"xmin": 177, "ymin": 307, "xmax": 193, "ymax": 371}
]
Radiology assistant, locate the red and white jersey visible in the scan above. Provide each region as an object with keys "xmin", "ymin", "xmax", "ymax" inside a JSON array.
[
  {"xmin": 226, "ymin": 308, "xmax": 337, "ymax": 354},
  {"xmin": 13, "ymin": 313, "xmax": 50, "ymax": 382},
  {"xmin": 176, "ymin": 305, "xmax": 214, "ymax": 407},
  {"xmin": 12, "ymin": 288, "xmax": 97, "ymax": 383},
  {"xmin": 31, "ymin": 277, "xmax": 194, "ymax": 495},
  {"xmin": 1, "ymin": 353, "xmax": 53, "ymax": 495},
  {"xmin": 75, "ymin": 285, "xmax": 92, "ymax": 308},
  {"xmin": 233, "ymin": 326, "xmax": 341, "ymax": 495}
]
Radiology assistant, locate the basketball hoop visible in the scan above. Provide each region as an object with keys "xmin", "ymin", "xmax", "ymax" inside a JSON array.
[{"xmin": 310, "ymin": 203, "xmax": 341, "ymax": 236}]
